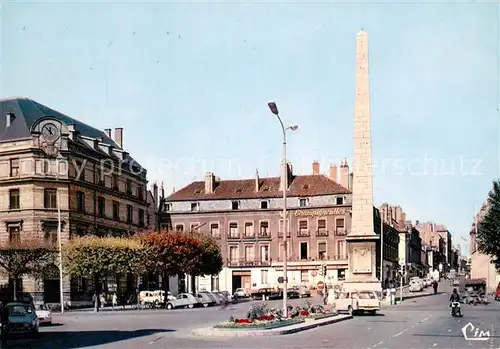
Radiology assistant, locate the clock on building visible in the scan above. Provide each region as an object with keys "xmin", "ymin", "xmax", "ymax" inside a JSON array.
[{"xmin": 41, "ymin": 123, "xmax": 60, "ymax": 142}]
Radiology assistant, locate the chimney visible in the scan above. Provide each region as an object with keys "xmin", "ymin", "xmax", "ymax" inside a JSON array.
[
  {"xmin": 104, "ymin": 128, "xmax": 112, "ymax": 138},
  {"xmin": 153, "ymin": 181, "xmax": 158, "ymax": 212},
  {"xmin": 114, "ymin": 128, "xmax": 123, "ymax": 148},
  {"xmin": 205, "ymin": 172, "xmax": 215, "ymax": 194},
  {"xmin": 5, "ymin": 113, "xmax": 15, "ymax": 128},
  {"xmin": 340, "ymin": 158, "xmax": 349, "ymax": 189},
  {"xmin": 255, "ymin": 169, "xmax": 260, "ymax": 192},
  {"xmin": 312, "ymin": 161, "xmax": 320, "ymax": 175},
  {"xmin": 349, "ymin": 172, "xmax": 353, "ymax": 190},
  {"xmin": 329, "ymin": 164, "xmax": 338, "ymax": 182}
]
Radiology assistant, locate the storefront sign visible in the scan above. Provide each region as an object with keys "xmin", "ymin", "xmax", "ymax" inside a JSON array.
[{"xmin": 294, "ymin": 208, "xmax": 347, "ymax": 217}]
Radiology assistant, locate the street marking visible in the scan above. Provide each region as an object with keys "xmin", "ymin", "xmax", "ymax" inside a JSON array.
[
  {"xmin": 448, "ymin": 329, "xmax": 452, "ymax": 332},
  {"xmin": 393, "ymin": 329, "xmax": 407, "ymax": 337},
  {"xmin": 432, "ymin": 343, "xmax": 438, "ymax": 347},
  {"xmin": 421, "ymin": 317, "xmax": 429, "ymax": 322},
  {"xmin": 148, "ymin": 337, "xmax": 163, "ymax": 344}
]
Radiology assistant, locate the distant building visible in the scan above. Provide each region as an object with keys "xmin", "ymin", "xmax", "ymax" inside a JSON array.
[
  {"xmin": 160, "ymin": 161, "xmax": 400, "ymax": 293},
  {"xmin": 469, "ymin": 202, "xmax": 499, "ymax": 292}
]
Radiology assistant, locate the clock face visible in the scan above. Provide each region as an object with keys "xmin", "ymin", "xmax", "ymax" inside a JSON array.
[{"xmin": 41, "ymin": 123, "xmax": 60, "ymax": 142}]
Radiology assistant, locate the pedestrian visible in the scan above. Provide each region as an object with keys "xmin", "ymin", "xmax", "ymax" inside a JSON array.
[
  {"xmin": 433, "ymin": 281, "xmax": 438, "ymax": 294},
  {"xmin": 0, "ymin": 302, "xmax": 9, "ymax": 348},
  {"xmin": 100, "ymin": 293, "xmax": 107, "ymax": 309},
  {"xmin": 112, "ymin": 293, "xmax": 118, "ymax": 310}
]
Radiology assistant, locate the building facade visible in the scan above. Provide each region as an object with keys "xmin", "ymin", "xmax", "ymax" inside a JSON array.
[
  {"xmin": 0, "ymin": 98, "xmax": 149, "ymax": 305},
  {"xmin": 469, "ymin": 202, "xmax": 500, "ymax": 292},
  {"xmin": 161, "ymin": 161, "xmax": 355, "ymax": 293},
  {"xmin": 374, "ymin": 208, "xmax": 400, "ymax": 286}
]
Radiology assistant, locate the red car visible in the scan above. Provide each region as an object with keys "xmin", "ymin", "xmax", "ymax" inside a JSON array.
[{"xmin": 495, "ymin": 282, "xmax": 500, "ymax": 301}]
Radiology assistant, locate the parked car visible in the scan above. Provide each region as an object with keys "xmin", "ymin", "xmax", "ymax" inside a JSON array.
[
  {"xmin": 495, "ymin": 282, "xmax": 500, "ymax": 301},
  {"xmin": 251, "ymin": 288, "xmax": 282, "ymax": 300},
  {"xmin": 409, "ymin": 280, "xmax": 423, "ymax": 292},
  {"xmin": 165, "ymin": 293, "xmax": 199, "ymax": 310},
  {"xmin": 139, "ymin": 290, "xmax": 175, "ymax": 307},
  {"xmin": 234, "ymin": 288, "xmax": 249, "ymax": 298},
  {"xmin": 196, "ymin": 292, "xmax": 217, "ymax": 307},
  {"xmin": 5, "ymin": 302, "xmax": 39, "ymax": 335},
  {"xmin": 293, "ymin": 285, "xmax": 311, "ymax": 298},
  {"xmin": 35, "ymin": 304, "xmax": 52, "ymax": 325}
]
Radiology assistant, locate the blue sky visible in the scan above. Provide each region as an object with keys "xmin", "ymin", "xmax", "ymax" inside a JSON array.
[{"xmin": 1, "ymin": 1, "xmax": 498, "ymax": 252}]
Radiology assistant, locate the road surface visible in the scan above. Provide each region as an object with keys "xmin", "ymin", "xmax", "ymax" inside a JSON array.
[{"xmin": 10, "ymin": 283, "xmax": 500, "ymax": 348}]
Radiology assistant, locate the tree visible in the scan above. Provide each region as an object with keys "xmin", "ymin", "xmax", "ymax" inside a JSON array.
[
  {"xmin": 63, "ymin": 236, "xmax": 147, "ymax": 312},
  {"xmin": 185, "ymin": 232, "xmax": 223, "ymax": 293},
  {"xmin": 141, "ymin": 231, "xmax": 205, "ymax": 303},
  {"xmin": 0, "ymin": 239, "xmax": 57, "ymax": 301},
  {"xmin": 476, "ymin": 180, "xmax": 500, "ymax": 269}
]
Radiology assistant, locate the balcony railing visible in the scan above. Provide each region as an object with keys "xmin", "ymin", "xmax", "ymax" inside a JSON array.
[
  {"xmin": 226, "ymin": 258, "xmax": 272, "ymax": 267},
  {"xmin": 297, "ymin": 230, "xmax": 310, "ymax": 237},
  {"xmin": 258, "ymin": 231, "xmax": 272, "ymax": 239},
  {"xmin": 331, "ymin": 254, "xmax": 347, "ymax": 260},
  {"xmin": 227, "ymin": 233, "xmax": 240, "ymax": 240},
  {"xmin": 335, "ymin": 228, "xmax": 347, "ymax": 236},
  {"xmin": 316, "ymin": 229, "xmax": 328, "ymax": 237},
  {"xmin": 242, "ymin": 233, "xmax": 256, "ymax": 239},
  {"xmin": 278, "ymin": 231, "xmax": 291, "ymax": 238}
]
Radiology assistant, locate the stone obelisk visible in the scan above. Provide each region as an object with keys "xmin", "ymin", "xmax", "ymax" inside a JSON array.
[{"xmin": 343, "ymin": 30, "xmax": 381, "ymax": 293}]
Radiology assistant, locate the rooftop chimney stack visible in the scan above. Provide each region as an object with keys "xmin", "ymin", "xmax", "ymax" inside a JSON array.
[
  {"xmin": 349, "ymin": 172, "xmax": 353, "ymax": 190},
  {"xmin": 153, "ymin": 182, "xmax": 159, "ymax": 213},
  {"xmin": 340, "ymin": 158, "xmax": 349, "ymax": 189},
  {"xmin": 114, "ymin": 128, "xmax": 123, "ymax": 148},
  {"xmin": 205, "ymin": 172, "xmax": 215, "ymax": 194},
  {"xmin": 5, "ymin": 113, "xmax": 15, "ymax": 128},
  {"xmin": 255, "ymin": 169, "xmax": 260, "ymax": 192},
  {"xmin": 104, "ymin": 129, "xmax": 112, "ymax": 138},
  {"xmin": 312, "ymin": 161, "xmax": 320, "ymax": 175},
  {"xmin": 329, "ymin": 164, "xmax": 338, "ymax": 182}
]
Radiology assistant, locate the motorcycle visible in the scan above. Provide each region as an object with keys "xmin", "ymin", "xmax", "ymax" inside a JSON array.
[{"xmin": 451, "ymin": 301, "xmax": 462, "ymax": 317}]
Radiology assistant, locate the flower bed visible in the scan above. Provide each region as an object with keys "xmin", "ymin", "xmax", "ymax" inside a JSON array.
[
  {"xmin": 213, "ymin": 301, "xmax": 337, "ymax": 330},
  {"xmin": 214, "ymin": 318, "xmax": 303, "ymax": 330}
]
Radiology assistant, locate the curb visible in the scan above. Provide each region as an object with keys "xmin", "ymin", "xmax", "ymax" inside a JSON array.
[{"xmin": 190, "ymin": 314, "xmax": 353, "ymax": 337}]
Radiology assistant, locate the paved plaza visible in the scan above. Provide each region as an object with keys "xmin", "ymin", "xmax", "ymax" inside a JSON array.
[{"xmin": 8, "ymin": 284, "xmax": 500, "ymax": 349}]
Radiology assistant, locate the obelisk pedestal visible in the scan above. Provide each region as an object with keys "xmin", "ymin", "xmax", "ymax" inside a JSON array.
[{"xmin": 343, "ymin": 30, "xmax": 381, "ymax": 293}]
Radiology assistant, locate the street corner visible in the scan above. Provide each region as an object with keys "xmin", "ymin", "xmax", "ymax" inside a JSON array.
[{"xmin": 190, "ymin": 314, "xmax": 353, "ymax": 338}]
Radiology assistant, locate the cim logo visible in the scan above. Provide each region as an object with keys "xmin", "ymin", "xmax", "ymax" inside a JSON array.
[{"xmin": 461, "ymin": 322, "xmax": 491, "ymax": 341}]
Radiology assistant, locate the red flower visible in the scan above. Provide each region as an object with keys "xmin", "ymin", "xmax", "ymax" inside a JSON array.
[
  {"xmin": 300, "ymin": 310, "xmax": 310, "ymax": 316},
  {"xmin": 257, "ymin": 315, "xmax": 274, "ymax": 321},
  {"xmin": 235, "ymin": 319, "xmax": 252, "ymax": 324}
]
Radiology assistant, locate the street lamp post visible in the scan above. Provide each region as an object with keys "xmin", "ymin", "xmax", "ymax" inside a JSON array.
[{"xmin": 267, "ymin": 101, "xmax": 298, "ymax": 318}]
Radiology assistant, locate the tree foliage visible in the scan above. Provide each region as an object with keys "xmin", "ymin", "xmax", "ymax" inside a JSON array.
[
  {"xmin": 187, "ymin": 232, "xmax": 223, "ymax": 277},
  {"xmin": 141, "ymin": 231, "xmax": 203, "ymax": 277},
  {"xmin": 476, "ymin": 180, "xmax": 500, "ymax": 269},
  {"xmin": 63, "ymin": 236, "xmax": 147, "ymax": 279},
  {"xmin": 0, "ymin": 239, "xmax": 57, "ymax": 279}
]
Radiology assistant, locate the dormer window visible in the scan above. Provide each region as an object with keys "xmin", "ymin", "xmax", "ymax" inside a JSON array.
[
  {"xmin": 299, "ymin": 198, "xmax": 308, "ymax": 207},
  {"xmin": 232, "ymin": 201, "xmax": 240, "ymax": 210},
  {"xmin": 336, "ymin": 197, "xmax": 344, "ymax": 205},
  {"xmin": 165, "ymin": 203, "xmax": 171, "ymax": 212},
  {"xmin": 260, "ymin": 200, "xmax": 269, "ymax": 209},
  {"xmin": 190, "ymin": 202, "xmax": 199, "ymax": 212}
]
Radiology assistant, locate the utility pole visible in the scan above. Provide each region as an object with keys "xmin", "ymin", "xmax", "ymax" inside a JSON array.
[
  {"xmin": 57, "ymin": 190, "xmax": 64, "ymax": 313},
  {"xmin": 380, "ymin": 214, "xmax": 384, "ymax": 288}
]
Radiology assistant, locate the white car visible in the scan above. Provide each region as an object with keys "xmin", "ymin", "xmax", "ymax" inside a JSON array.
[
  {"xmin": 409, "ymin": 280, "xmax": 423, "ymax": 292},
  {"xmin": 35, "ymin": 304, "xmax": 52, "ymax": 325},
  {"xmin": 165, "ymin": 293, "xmax": 199, "ymax": 310},
  {"xmin": 139, "ymin": 290, "xmax": 175, "ymax": 306},
  {"xmin": 234, "ymin": 288, "xmax": 248, "ymax": 298}
]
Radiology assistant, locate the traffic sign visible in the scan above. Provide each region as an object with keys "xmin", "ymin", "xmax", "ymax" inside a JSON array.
[
  {"xmin": 317, "ymin": 281, "xmax": 325, "ymax": 290},
  {"xmin": 311, "ymin": 271, "xmax": 317, "ymax": 277}
]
